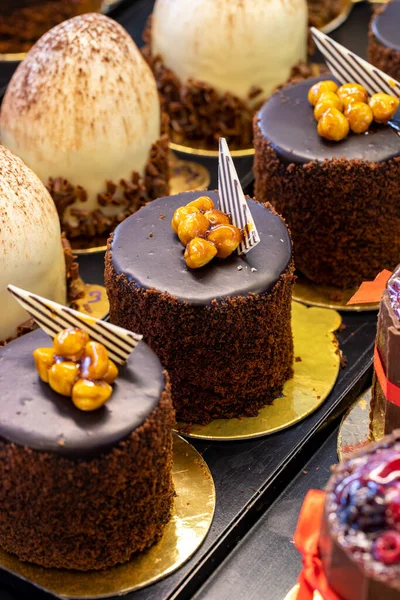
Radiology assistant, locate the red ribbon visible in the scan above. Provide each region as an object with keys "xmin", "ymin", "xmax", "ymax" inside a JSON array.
[
  {"xmin": 294, "ymin": 490, "xmax": 342, "ymax": 600},
  {"xmin": 374, "ymin": 346, "xmax": 400, "ymax": 407}
]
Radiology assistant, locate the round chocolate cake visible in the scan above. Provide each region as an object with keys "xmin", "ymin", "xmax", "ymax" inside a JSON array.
[
  {"xmin": 254, "ymin": 75, "xmax": 400, "ymax": 288},
  {"xmin": 369, "ymin": 0, "xmax": 400, "ymax": 81},
  {"xmin": 320, "ymin": 431, "xmax": 400, "ymax": 599},
  {"xmin": 105, "ymin": 190, "xmax": 294, "ymax": 425},
  {"xmin": 0, "ymin": 329, "xmax": 175, "ymax": 570}
]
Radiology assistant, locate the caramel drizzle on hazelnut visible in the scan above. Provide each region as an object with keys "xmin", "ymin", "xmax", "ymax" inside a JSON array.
[
  {"xmin": 171, "ymin": 196, "xmax": 243, "ymax": 269},
  {"xmin": 308, "ymin": 80, "xmax": 399, "ymax": 142},
  {"xmin": 33, "ymin": 327, "xmax": 119, "ymax": 412}
]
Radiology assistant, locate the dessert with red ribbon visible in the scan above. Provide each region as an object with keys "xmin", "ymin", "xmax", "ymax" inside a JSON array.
[
  {"xmin": 369, "ymin": 0, "xmax": 400, "ymax": 82},
  {"xmin": 295, "ymin": 431, "xmax": 400, "ymax": 599},
  {"xmin": 370, "ymin": 266, "xmax": 400, "ymax": 441}
]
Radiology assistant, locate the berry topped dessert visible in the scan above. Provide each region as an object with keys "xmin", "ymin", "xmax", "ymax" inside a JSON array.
[
  {"xmin": 254, "ymin": 74, "xmax": 400, "ymax": 288},
  {"xmin": 319, "ymin": 431, "xmax": 400, "ymax": 599},
  {"xmin": 143, "ymin": 0, "xmax": 308, "ymax": 148},
  {"xmin": 370, "ymin": 266, "xmax": 400, "ymax": 442},
  {"xmin": 369, "ymin": 0, "xmax": 400, "ymax": 82},
  {"xmin": 105, "ymin": 189, "xmax": 294, "ymax": 424},
  {"xmin": 0, "ymin": 13, "xmax": 169, "ymax": 244}
]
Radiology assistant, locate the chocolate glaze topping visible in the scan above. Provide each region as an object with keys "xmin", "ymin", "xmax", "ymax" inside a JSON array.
[
  {"xmin": 110, "ymin": 191, "xmax": 291, "ymax": 306},
  {"xmin": 372, "ymin": 1, "xmax": 400, "ymax": 52},
  {"xmin": 257, "ymin": 75, "xmax": 400, "ymax": 165},
  {"xmin": 0, "ymin": 329, "xmax": 164, "ymax": 457}
]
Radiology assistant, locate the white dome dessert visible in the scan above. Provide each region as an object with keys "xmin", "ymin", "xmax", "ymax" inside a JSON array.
[
  {"xmin": 151, "ymin": 0, "xmax": 308, "ymax": 105},
  {"xmin": 0, "ymin": 145, "xmax": 66, "ymax": 341},
  {"xmin": 0, "ymin": 13, "xmax": 166, "ymax": 238}
]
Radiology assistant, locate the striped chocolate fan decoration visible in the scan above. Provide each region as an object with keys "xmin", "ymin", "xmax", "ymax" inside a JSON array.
[
  {"xmin": 311, "ymin": 27, "xmax": 400, "ymax": 98},
  {"xmin": 218, "ymin": 137, "xmax": 260, "ymax": 255},
  {"xmin": 7, "ymin": 285, "xmax": 142, "ymax": 365}
]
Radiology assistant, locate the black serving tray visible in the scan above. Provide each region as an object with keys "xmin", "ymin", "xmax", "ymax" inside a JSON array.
[
  {"xmin": 0, "ymin": 2, "xmax": 381, "ymax": 599},
  {"xmin": 193, "ymin": 427, "xmax": 341, "ymax": 600}
]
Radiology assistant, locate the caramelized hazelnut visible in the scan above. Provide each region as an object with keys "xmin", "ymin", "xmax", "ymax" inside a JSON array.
[
  {"xmin": 48, "ymin": 361, "xmax": 80, "ymax": 396},
  {"xmin": 81, "ymin": 341, "xmax": 109, "ymax": 380},
  {"xmin": 207, "ymin": 224, "xmax": 243, "ymax": 258},
  {"xmin": 54, "ymin": 328, "xmax": 89, "ymax": 360},
  {"xmin": 314, "ymin": 92, "xmax": 344, "ymax": 120},
  {"xmin": 186, "ymin": 196, "xmax": 215, "ymax": 212},
  {"xmin": 178, "ymin": 212, "xmax": 210, "ymax": 246},
  {"xmin": 337, "ymin": 83, "xmax": 368, "ymax": 107},
  {"xmin": 33, "ymin": 347, "xmax": 55, "ymax": 382},
  {"xmin": 345, "ymin": 102, "xmax": 373, "ymax": 134},
  {"xmin": 72, "ymin": 379, "xmax": 112, "ymax": 411},
  {"xmin": 171, "ymin": 205, "xmax": 200, "ymax": 234},
  {"xmin": 104, "ymin": 360, "xmax": 119, "ymax": 384},
  {"xmin": 317, "ymin": 107, "xmax": 349, "ymax": 141},
  {"xmin": 184, "ymin": 237, "xmax": 217, "ymax": 269},
  {"xmin": 204, "ymin": 209, "xmax": 231, "ymax": 227},
  {"xmin": 369, "ymin": 93, "xmax": 400, "ymax": 123},
  {"xmin": 308, "ymin": 80, "xmax": 339, "ymax": 106}
]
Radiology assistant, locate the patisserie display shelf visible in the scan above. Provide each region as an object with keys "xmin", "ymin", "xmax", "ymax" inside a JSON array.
[
  {"xmin": 0, "ymin": 248, "xmax": 377, "ymax": 600},
  {"xmin": 193, "ymin": 427, "xmax": 341, "ymax": 600}
]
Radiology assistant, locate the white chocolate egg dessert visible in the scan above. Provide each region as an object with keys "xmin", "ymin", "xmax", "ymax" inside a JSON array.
[
  {"xmin": 0, "ymin": 13, "xmax": 169, "ymax": 242},
  {"xmin": 143, "ymin": 0, "xmax": 308, "ymax": 148},
  {"xmin": 0, "ymin": 145, "xmax": 66, "ymax": 342}
]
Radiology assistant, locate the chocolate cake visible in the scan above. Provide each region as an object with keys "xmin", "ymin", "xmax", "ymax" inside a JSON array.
[
  {"xmin": 0, "ymin": 0, "xmax": 102, "ymax": 54},
  {"xmin": 320, "ymin": 431, "xmax": 400, "ymax": 599},
  {"xmin": 105, "ymin": 190, "xmax": 294, "ymax": 425},
  {"xmin": 254, "ymin": 74, "xmax": 400, "ymax": 289},
  {"xmin": 370, "ymin": 267, "xmax": 400, "ymax": 442},
  {"xmin": 307, "ymin": 0, "xmax": 344, "ymax": 29},
  {"xmin": 0, "ymin": 329, "xmax": 175, "ymax": 570},
  {"xmin": 369, "ymin": 0, "xmax": 400, "ymax": 82}
]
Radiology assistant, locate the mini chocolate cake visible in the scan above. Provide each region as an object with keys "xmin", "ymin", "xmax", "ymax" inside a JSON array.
[
  {"xmin": 105, "ymin": 190, "xmax": 294, "ymax": 425},
  {"xmin": 0, "ymin": 0, "xmax": 102, "ymax": 54},
  {"xmin": 0, "ymin": 329, "xmax": 175, "ymax": 570},
  {"xmin": 254, "ymin": 74, "xmax": 400, "ymax": 289},
  {"xmin": 371, "ymin": 268, "xmax": 400, "ymax": 442},
  {"xmin": 320, "ymin": 431, "xmax": 400, "ymax": 599},
  {"xmin": 369, "ymin": 0, "xmax": 400, "ymax": 82}
]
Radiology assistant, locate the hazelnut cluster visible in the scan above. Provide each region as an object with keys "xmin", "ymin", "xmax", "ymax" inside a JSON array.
[
  {"xmin": 308, "ymin": 80, "xmax": 400, "ymax": 141},
  {"xmin": 33, "ymin": 328, "xmax": 118, "ymax": 411},
  {"xmin": 171, "ymin": 196, "xmax": 243, "ymax": 269}
]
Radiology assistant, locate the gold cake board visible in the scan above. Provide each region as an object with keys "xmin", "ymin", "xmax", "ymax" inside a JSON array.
[
  {"xmin": 337, "ymin": 387, "xmax": 372, "ymax": 462},
  {"xmin": 75, "ymin": 283, "xmax": 109, "ymax": 320},
  {"xmin": 293, "ymin": 273, "xmax": 379, "ymax": 312},
  {"xmin": 176, "ymin": 301, "xmax": 342, "ymax": 440},
  {"xmin": 0, "ymin": 435, "xmax": 215, "ymax": 599}
]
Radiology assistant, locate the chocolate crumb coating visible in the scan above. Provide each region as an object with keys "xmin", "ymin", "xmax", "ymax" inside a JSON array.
[
  {"xmin": 0, "ymin": 331, "xmax": 175, "ymax": 570},
  {"xmin": 105, "ymin": 191, "xmax": 294, "ymax": 425},
  {"xmin": 254, "ymin": 76, "xmax": 400, "ymax": 288},
  {"xmin": 320, "ymin": 431, "xmax": 400, "ymax": 599}
]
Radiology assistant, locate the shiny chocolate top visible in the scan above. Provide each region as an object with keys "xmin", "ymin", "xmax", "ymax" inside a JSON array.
[
  {"xmin": 0, "ymin": 329, "xmax": 164, "ymax": 457},
  {"xmin": 110, "ymin": 191, "xmax": 292, "ymax": 306},
  {"xmin": 372, "ymin": 1, "xmax": 400, "ymax": 52},
  {"xmin": 256, "ymin": 75, "xmax": 400, "ymax": 165}
]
